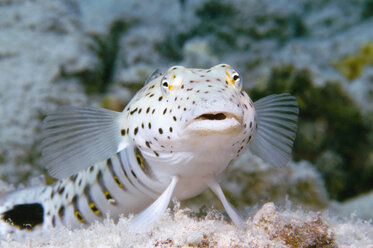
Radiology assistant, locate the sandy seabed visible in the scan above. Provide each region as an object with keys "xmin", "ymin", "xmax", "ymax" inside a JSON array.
[{"xmin": 0, "ymin": 202, "xmax": 372, "ymax": 248}]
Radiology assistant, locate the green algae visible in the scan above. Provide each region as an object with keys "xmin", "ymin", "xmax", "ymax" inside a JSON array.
[
  {"xmin": 333, "ymin": 41, "xmax": 373, "ymax": 80},
  {"xmin": 248, "ymin": 65, "xmax": 373, "ymax": 200},
  {"xmin": 61, "ymin": 20, "xmax": 132, "ymax": 94}
]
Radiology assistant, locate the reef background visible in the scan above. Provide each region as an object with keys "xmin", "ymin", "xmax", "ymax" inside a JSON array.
[{"xmin": 0, "ymin": 0, "xmax": 373, "ymax": 246}]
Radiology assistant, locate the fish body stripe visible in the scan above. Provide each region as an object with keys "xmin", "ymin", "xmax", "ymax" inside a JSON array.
[{"xmin": 45, "ymin": 148, "xmax": 158, "ymax": 228}]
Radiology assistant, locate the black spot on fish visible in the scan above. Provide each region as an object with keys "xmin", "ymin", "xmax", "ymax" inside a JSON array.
[
  {"xmin": 134, "ymin": 127, "xmax": 138, "ymax": 135},
  {"xmin": 146, "ymin": 107, "xmax": 150, "ymax": 113},
  {"xmin": 104, "ymin": 192, "xmax": 114, "ymax": 201},
  {"xmin": 121, "ymin": 129, "xmax": 126, "ymax": 136},
  {"xmin": 136, "ymin": 153, "xmax": 143, "ymax": 166},
  {"xmin": 131, "ymin": 170, "xmax": 137, "ymax": 179},
  {"xmin": 2, "ymin": 203, "xmax": 44, "ymax": 230},
  {"xmin": 89, "ymin": 203, "xmax": 100, "ymax": 215},
  {"xmin": 130, "ymin": 108, "xmax": 138, "ymax": 115},
  {"xmin": 84, "ymin": 186, "xmax": 102, "ymax": 215},
  {"xmin": 158, "ymin": 96, "xmax": 163, "ymax": 101},
  {"xmin": 74, "ymin": 210, "xmax": 84, "ymax": 223},
  {"xmin": 158, "ymin": 128, "xmax": 163, "ymax": 134},
  {"xmin": 58, "ymin": 186, "xmax": 65, "ymax": 195}
]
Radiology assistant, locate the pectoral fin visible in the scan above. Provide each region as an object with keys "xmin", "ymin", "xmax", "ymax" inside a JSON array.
[
  {"xmin": 41, "ymin": 106, "xmax": 129, "ymax": 179},
  {"xmin": 250, "ymin": 93, "xmax": 299, "ymax": 167}
]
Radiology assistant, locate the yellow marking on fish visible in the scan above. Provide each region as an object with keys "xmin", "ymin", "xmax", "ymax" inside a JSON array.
[
  {"xmin": 104, "ymin": 191, "xmax": 116, "ymax": 204},
  {"xmin": 136, "ymin": 153, "xmax": 145, "ymax": 169},
  {"xmin": 89, "ymin": 202, "xmax": 100, "ymax": 215},
  {"xmin": 113, "ymin": 176, "xmax": 123, "ymax": 188},
  {"xmin": 226, "ymin": 71, "xmax": 234, "ymax": 86},
  {"xmin": 74, "ymin": 211, "xmax": 85, "ymax": 223}
]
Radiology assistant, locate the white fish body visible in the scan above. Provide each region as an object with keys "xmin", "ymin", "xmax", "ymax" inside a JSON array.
[{"xmin": 0, "ymin": 64, "xmax": 298, "ymax": 237}]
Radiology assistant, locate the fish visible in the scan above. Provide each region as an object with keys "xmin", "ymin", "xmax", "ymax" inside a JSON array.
[{"xmin": 0, "ymin": 64, "xmax": 299, "ymax": 237}]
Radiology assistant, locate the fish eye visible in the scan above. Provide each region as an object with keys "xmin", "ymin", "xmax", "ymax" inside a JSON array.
[
  {"xmin": 232, "ymin": 72, "xmax": 242, "ymax": 90},
  {"xmin": 161, "ymin": 77, "xmax": 170, "ymax": 95},
  {"xmin": 226, "ymin": 69, "xmax": 242, "ymax": 90}
]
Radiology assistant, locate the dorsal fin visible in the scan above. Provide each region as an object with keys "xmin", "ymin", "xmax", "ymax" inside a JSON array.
[
  {"xmin": 41, "ymin": 106, "xmax": 130, "ymax": 179},
  {"xmin": 144, "ymin": 69, "xmax": 163, "ymax": 85},
  {"xmin": 249, "ymin": 93, "xmax": 299, "ymax": 167}
]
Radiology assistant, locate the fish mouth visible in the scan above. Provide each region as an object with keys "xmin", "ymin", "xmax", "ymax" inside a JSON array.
[
  {"xmin": 195, "ymin": 113, "xmax": 228, "ymax": 121},
  {"xmin": 186, "ymin": 112, "xmax": 242, "ymax": 132}
]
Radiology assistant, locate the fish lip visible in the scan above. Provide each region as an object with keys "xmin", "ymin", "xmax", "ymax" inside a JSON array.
[{"xmin": 185, "ymin": 111, "xmax": 243, "ymax": 131}]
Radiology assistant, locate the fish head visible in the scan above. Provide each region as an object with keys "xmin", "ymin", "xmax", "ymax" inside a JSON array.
[{"xmin": 125, "ymin": 64, "xmax": 256, "ymax": 161}]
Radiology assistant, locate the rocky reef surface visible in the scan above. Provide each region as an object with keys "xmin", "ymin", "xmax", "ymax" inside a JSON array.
[{"xmin": 1, "ymin": 0, "xmax": 373, "ymax": 246}]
